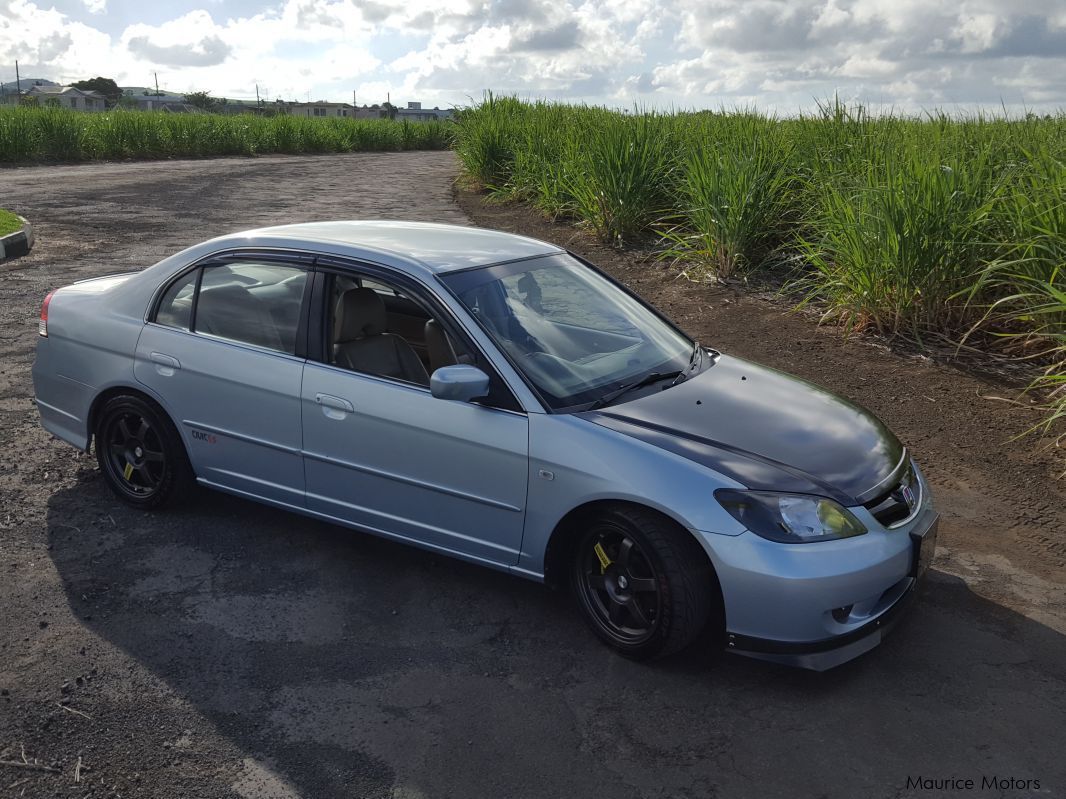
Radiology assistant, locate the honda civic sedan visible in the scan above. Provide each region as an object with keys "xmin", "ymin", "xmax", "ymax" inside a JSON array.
[{"xmin": 33, "ymin": 221, "xmax": 937, "ymax": 669}]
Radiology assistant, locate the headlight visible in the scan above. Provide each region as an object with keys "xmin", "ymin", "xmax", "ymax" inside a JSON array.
[{"xmin": 714, "ymin": 489, "xmax": 867, "ymax": 543}]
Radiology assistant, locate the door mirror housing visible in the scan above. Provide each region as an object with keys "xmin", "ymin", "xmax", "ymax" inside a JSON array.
[{"xmin": 430, "ymin": 364, "xmax": 491, "ymax": 402}]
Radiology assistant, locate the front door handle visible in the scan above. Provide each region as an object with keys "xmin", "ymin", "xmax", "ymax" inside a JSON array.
[
  {"xmin": 315, "ymin": 393, "xmax": 354, "ymax": 418},
  {"xmin": 149, "ymin": 352, "xmax": 181, "ymax": 376}
]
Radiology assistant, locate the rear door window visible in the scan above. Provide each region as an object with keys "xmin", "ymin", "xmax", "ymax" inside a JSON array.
[
  {"xmin": 153, "ymin": 261, "xmax": 309, "ymax": 355},
  {"xmin": 195, "ymin": 263, "xmax": 309, "ymax": 354},
  {"xmin": 155, "ymin": 270, "xmax": 198, "ymax": 331}
]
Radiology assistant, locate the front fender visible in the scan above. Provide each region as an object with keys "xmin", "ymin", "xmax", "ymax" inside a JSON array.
[{"xmin": 518, "ymin": 414, "xmax": 747, "ymax": 578}]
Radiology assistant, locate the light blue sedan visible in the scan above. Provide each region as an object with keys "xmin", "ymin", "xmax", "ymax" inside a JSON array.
[{"xmin": 33, "ymin": 221, "xmax": 937, "ymax": 669}]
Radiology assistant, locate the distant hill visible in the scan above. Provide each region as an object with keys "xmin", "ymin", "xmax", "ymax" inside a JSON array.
[{"xmin": 0, "ymin": 76, "xmax": 59, "ymax": 89}]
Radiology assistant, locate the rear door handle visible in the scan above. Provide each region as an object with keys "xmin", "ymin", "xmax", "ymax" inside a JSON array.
[
  {"xmin": 315, "ymin": 393, "xmax": 354, "ymax": 418},
  {"xmin": 149, "ymin": 352, "xmax": 181, "ymax": 375}
]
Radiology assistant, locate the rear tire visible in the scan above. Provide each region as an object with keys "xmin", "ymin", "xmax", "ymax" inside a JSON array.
[
  {"xmin": 570, "ymin": 505, "xmax": 717, "ymax": 660},
  {"xmin": 94, "ymin": 394, "xmax": 193, "ymax": 509}
]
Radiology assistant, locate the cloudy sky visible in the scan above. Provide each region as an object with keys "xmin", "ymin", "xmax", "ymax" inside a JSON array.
[{"xmin": 1, "ymin": 0, "xmax": 1064, "ymax": 112}]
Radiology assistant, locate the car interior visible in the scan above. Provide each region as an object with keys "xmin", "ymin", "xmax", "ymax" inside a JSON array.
[
  {"xmin": 155, "ymin": 264, "xmax": 474, "ymax": 389},
  {"xmin": 328, "ymin": 274, "xmax": 471, "ymax": 386}
]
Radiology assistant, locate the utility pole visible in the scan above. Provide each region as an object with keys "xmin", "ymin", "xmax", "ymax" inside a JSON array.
[
  {"xmin": 15, "ymin": 60, "xmax": 21, "ymax": 96},
  {"xmin": 154, "ymin": 72, "xmax": 160, "ymax": 97},
  {"xmin": 255, "ymin": 83, "xmax": 261, "ymax": 110}
]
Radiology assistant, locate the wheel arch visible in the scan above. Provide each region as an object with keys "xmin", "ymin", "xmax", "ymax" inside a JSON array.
[
  {"xmin": 542, "ymin": 499, "xmax": 720, "ymax": 590},
  {"xmin": 87, "ymin": 383, "xmax": 188, "ymax": 459}
]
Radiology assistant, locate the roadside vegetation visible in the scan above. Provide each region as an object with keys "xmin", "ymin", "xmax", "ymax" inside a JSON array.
[
  {"xmin": 454, "ymin": 95, "xmax": 1066, "ymax": 452},
  {"xmin": 0, "ymin": 208, "xmax": 21, "ymax": 236},
  {"xmin": 0, "ymin": 106, "xmax": 453, "ymax": 163}
]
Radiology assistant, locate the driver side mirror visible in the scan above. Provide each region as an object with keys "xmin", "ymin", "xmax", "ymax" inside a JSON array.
[{"xmin": 430, "ymin": 364, "xmax": 490, "ymax": 403}]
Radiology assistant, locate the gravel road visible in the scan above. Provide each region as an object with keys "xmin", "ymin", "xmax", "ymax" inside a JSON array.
[{"xmin": 1, "ymin": 152, "xmax": 1063, "ymax": 799}]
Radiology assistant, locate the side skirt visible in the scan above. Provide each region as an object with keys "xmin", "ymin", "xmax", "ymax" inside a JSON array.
[{"xmin": 196, "ymin": 477, "xmax": 545, "ymax": 583}]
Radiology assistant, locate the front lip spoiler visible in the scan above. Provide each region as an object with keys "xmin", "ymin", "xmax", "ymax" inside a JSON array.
[{"xmin": 725, "ymin": 585, "xmax": 918, "ymax": 671}]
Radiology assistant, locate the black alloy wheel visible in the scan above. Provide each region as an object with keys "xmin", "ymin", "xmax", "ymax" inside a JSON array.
[
  {"xmin": 577, "ymin": 527, "xmax": 662, "ymax": 646},
  {"xmin": 95, "ymin": 394, "xmax": 192, "ymax": 509},
  {"xmin": 571, "ymin": 506, "xmax": 718, "ymax": 660},
  {"xmin": 103, "ymin": 412, "xmax": 165, "ymax": 495}
]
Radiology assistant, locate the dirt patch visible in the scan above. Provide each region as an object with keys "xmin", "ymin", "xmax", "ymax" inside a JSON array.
[{"xmin": 456, "ymin": 189, "xmax": 1066, "ymax": 587}]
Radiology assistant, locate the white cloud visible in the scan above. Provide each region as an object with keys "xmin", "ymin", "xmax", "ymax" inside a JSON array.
[
  {"xmin": 0, "ymin": 0, "xmax": 112, "ymax": 73},
  {"xmin": 1, "ymin": 0, "xmax": 1064, "ymax": 110},
  {"xmin": 955, "ymin": 13, "xmax": 1000, "ymax": 53},
  {"xmin": 123, "ymin": 11, "xmax": 234, "ymax": 68}
]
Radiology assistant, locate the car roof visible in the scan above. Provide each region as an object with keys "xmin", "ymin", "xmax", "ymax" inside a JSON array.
[{"xmin": 217, "ymin": 221, "xmax": 563, "ymax": 274}]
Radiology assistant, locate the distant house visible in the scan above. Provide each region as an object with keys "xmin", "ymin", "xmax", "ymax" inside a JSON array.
[
  {"xmin": 396, "ymin": 102, "xmax": 454, "ymax": 122},
  {"xmin": 219, "ymin": 99, "xmax": 262, "ymax": 115},
  {"xmin": 26, "ymin": 85, "xmax": 106, "ymax": 111},
  {"xmin": 122, "ymin": 92, "xmax": 194, "ymax": 112},
  {"xmin": 283, "ymin": 101, "xmax": 354, "ymax": 118},
  {"xmin": 352, "ymin": 104, "xmax": 384, "ymax": 120},
  {"xmin": 277, "ymin": 100, "xmax": 453, "ymax": 121},
  {"xmin": 345, "ymin": 102, "xmax": 454, "ymax": 121}
]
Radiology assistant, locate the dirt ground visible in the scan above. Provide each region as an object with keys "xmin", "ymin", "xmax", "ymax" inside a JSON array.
[{"xmin": 0, "ymin": 152, "xmax": 1063, "ymax": 799}]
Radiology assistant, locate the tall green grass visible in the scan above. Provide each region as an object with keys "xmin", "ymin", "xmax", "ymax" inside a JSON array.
[
  {"xmin": 454, "ymin": 97, "xmax": 1066, "ymax": 446},
  {"xmin": 797, "ymin": 143, "xmax": 1006, "ymax": 337},
  {"xmin": 0, "ymin": 107, "xmax": 453, "ymax": 163},
  {"xmin": 562, "ymin": 113, "xmax": 675, "ymax": 245},
  {"xmin": 665, "ymin": 114, "xmax": 795, "ymax": 279},
  {"xmin": 452, "ymin": 92, "xmax": 524, "ymax": 189}
]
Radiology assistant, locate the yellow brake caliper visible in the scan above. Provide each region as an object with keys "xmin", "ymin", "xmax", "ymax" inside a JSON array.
[
  {"xmin": 593, "ymin": 541, "xmax": 612, "ymax": 573},
  {"xmin": 123, "ymin": 462, "xmax": 134, "ymax": 481}
]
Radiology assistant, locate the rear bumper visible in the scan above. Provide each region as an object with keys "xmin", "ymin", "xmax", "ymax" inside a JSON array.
[
  {"xmin": 33, "ymin": 350, "xmax": 94, "ymax": 450},
  {"xmin": 34, "ymin": 395, "xmax": 91, "ymax": 451}
]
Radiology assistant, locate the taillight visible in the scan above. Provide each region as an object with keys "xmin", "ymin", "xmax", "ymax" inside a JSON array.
[{"xmin": 39, "ymin": 291, "xmax": 54, "ymax": 337}]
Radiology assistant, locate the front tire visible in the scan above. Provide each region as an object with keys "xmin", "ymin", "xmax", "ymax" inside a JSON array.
[
  {"xmin": 570, "ymin": 506, "xmax": 718, "ymax": 660},
  {"xmin": 94, "ymin": 394, "xmax": 193, "ymax": 509}
]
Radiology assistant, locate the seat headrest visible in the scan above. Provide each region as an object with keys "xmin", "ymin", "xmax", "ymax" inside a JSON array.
[
  {"xmin": 336, "ymin": 287, "xmax": 387, "ymax": 341},
  {"xmin": 199, "ymin": 283, "xmax": 255, "ymax": 305},
  {"xmin": 196, "ymin": 284, "xmax": 257, "ymax": 327}
]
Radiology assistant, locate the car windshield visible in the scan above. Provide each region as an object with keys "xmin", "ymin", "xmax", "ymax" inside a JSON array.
[{"xmin": 442, "ymin": 253, "xmax": 696, "ymax": 410}]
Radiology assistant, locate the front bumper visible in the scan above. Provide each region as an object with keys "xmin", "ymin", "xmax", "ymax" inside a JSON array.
[
  {"xmin": 725, "ymin": 570, "xmax": 921, "ymax": 671},
  {"xmin": 700, "ymin": 507, "xmax": 939, "ymax": 671}
]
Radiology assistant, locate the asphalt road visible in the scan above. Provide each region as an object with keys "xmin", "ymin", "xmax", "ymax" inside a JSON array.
[{"xmin": 1, "ymin": 153, "xmax": 1063, "ymax": 799}]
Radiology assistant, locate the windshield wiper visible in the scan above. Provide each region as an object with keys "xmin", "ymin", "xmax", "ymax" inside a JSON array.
[
  {"xmin": 586, "ymin": 370, "xmax": 683, "ymax": 411},
  {"xmin": 670, "ymin": 340, "xmax": 703, "ymax": 387}
]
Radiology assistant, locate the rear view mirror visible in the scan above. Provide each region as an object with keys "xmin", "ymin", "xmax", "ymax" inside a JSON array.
[{"xmin": 430, "ymin": 364, "xmax": 490, "ymax": 403}]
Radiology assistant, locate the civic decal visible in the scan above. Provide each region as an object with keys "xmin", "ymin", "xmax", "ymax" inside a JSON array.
[{"xmin": 191, "ymin": 430, "xmax": 218, "ymax": 444}]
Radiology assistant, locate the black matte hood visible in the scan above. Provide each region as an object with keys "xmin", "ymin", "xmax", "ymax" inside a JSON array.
[{"xmin": 581, "ymin": 355, "xmax": 905, "ymax": 506}]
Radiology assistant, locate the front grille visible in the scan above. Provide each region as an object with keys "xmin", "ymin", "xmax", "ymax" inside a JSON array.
[{"xmin": 864, "ymin": 462, "xmax": 920, "ymax": 528}]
